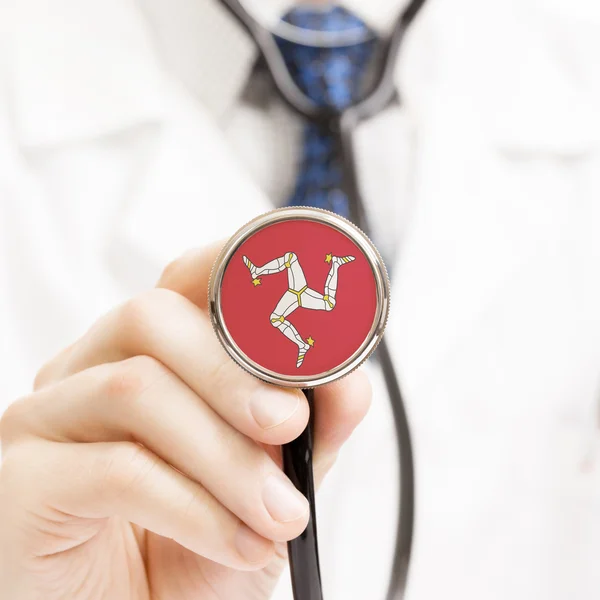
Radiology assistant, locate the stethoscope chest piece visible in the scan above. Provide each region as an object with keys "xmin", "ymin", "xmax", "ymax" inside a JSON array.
[{"xmin": 209, "ymin": 206, "xmax": 390, "ymax": 388}]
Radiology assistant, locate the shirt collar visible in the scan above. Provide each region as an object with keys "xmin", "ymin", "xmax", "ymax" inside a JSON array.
[
  {"xmin": 8, "ymin": 0, "xmax": 410, "ymax": 148},
  {"xmin": 247, "ymin": 0, "xmax": 409, "ymax": 34}
]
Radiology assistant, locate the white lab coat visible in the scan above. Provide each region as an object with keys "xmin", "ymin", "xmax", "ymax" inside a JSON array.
[{"xmin": 1, "ymin": 0, "xmax": 600, "ymax": 598}]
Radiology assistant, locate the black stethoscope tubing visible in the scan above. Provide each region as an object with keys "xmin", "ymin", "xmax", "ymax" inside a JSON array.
[{"xmin": 217, "ymin": 2, "xmax": 428, "ymax": 598}]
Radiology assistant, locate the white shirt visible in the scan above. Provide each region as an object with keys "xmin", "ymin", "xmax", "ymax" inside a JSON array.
[{"xmin": 2, "ymin": 0, "xmax": 600, "ymax": 598}]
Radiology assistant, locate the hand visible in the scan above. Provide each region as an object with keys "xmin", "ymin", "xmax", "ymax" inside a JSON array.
[{"xmin": 0, "ymin": 243, "xmax": 372, "ymax": 600}]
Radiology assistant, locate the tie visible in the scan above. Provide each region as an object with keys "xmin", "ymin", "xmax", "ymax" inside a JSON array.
[{"xmin": 276, "ymin": 6, "xmax": 375, "ymax": 218}]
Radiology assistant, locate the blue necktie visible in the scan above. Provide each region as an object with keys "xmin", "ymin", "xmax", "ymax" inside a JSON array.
[{"xmin": 276, "ymin": 7, "xmax": 375, "ymax": 218}]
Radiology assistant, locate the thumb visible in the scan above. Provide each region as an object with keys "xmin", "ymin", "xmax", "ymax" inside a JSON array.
[{"xmin": 312, "ymin": 369, "xmax": 372, "ymax": 488}]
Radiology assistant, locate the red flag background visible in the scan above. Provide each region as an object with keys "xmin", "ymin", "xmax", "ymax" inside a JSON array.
[{"xmin": 220, "ymin": 219, "xmax": 378, "ymax": 377}]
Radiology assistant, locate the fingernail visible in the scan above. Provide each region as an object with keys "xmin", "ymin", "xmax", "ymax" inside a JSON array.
[
  {"xmin": 235, "ymin": 524, "xmax": 273, "ymax": 564},
  {"xmin": 250, "ymin": 388, "xmax": 300, "ymax": 430},
  {"xmin": 262, "ymin": 474, "xmax": 309, "ymax": 523}
]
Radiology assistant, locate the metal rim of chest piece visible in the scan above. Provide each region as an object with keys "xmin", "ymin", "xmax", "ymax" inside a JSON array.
[{"xmin": 208, "ymin": 206, "xmax": 390, "ymax": 388}]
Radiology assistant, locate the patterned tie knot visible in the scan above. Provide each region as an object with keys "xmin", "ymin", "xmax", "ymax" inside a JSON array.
[{"xmin": 276, "ymin": 6, "xmax": 375, "ymax": 110}]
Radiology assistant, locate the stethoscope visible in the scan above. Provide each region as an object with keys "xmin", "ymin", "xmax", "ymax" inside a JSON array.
[{"xmin": 214, "ymin": 2, "xmax": 429, "ymax": 599}]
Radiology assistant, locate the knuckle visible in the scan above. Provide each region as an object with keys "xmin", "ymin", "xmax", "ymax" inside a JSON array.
[
  {"xmin": 118, "ymin": 292, "xmax": 157, "ymax": 337},
  {"xmin": 158, "ymin": 254, "xmax": 188, "ymax": 286},
  {"xmin": 97, "ymin": 442, "xmax": 157, "ymax": 499},
  {"xmin": 128, "ymin": 354, "xmax": 169, "ymax": 378},
  {"xmin": 117, "ymin": 288, "xmax": 180, "ymax": 346},
  {"xmin": 103, "ymin": 356, "xmax": 171, "ymax": 405}
]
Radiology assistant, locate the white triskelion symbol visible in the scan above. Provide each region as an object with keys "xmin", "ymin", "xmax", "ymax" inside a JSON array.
[{"xmin": 243, "ymin": 252, "xmax": 355, "ymax": 368}]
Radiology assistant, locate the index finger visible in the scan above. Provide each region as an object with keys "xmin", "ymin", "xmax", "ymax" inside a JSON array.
[
  {"xmin": 156, "ymin": 241, "xmax": 225, "ymax": 310},
  {"xmin": 36, "ymin": 242, "xmax": 225, "ymax": 389}
]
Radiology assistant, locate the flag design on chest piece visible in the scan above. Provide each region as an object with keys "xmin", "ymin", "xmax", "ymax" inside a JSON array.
[
  {"xmin": 220, "ymin": 218, "xmax": 378, "ymax": 378},
  {"xmin": 243, "ymin": 252, "xmax": 356, "ymax": 368}
]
